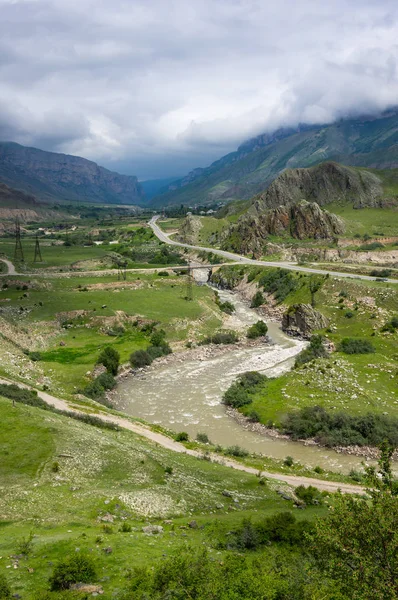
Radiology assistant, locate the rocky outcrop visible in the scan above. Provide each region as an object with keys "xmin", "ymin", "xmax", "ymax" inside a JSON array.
[
  {"xmin": 282, "ymin": 304, "xmax": 329, "ymax": 338},
  {"xmin": 223, "ymin": 200, "xmax": 344, "ymax": 255},
  {"xmin": 0, "ymin": 142, "xmax": 145, "ymax": 205},
  {"xmin": 251, "ymin": 162, "xmax": 385, "ymax": 213},
  {"xmin": 176, "ymin": 214, "xmax": 203, "ymax": 244}
]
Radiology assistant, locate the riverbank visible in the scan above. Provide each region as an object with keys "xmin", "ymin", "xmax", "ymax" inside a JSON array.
[{"xmin": 226, "ymin": 405, "xmax": 397, "ymax": 462}]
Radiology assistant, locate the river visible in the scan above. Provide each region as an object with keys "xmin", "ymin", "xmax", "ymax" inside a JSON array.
[{"xmin": 112, "ymin": 285, "xmax": 371, "ymax": 474}]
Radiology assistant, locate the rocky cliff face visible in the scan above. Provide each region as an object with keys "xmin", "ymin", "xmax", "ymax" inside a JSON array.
[
  {"xmin": 282, "ymin": 304, "xmax": 329, "ymax": 338},
  {"xmin": 224, "ymin": 200, "xmax": 344, "ymax": 255},
  {"xmin": 250, "ymin": 162, "xmax": 384, "ymax": 213},
  {"xmin": 0, "ymin": 142, "xmax": 145, "ymax": 205}
]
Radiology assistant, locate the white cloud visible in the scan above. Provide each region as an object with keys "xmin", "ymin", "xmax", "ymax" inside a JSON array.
[{"xmin": 0, "ymin": 0, "xmax": 397, "ymax": 178}]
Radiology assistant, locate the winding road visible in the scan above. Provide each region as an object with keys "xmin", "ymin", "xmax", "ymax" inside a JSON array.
[
  {"xmin": 149, "ymin": 216, "xmax": 398, "ymax": 284},
  {"xmin": 0, "ymin": 375, "xmax": 364, "ymax": 494}
]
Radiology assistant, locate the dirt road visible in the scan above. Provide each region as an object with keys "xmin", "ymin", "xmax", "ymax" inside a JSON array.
[{"xmin": 0, "ymin": 376, "xmax": 364, "ymax": 494}]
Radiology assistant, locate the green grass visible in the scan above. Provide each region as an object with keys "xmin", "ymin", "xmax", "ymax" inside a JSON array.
[
  {"xmin": 239, "ymin": 276, "xmax": 398, "ymax": 425},
  {"xmin": 0, "ymin": 397, "xmax": 320, "ymax": 599},
  {"xmin": 0, "ymin": 237, "xmax": 109, "ymax": 269},
  {"xmin": 0, "ymin": 272, "xmax": 223, "ymax": 395},
  {"xmin": 327, "ymin": 204, "xmax": 398, "ymax": 237}
]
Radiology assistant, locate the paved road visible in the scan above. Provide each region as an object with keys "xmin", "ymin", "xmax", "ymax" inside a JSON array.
[
  {"xmin": 0, "ymin": 375, "xmax": 363, "ymax": 494},
  {"xmin": 150, "ymin": 216, "xmax": 398, "ymax": 284}
]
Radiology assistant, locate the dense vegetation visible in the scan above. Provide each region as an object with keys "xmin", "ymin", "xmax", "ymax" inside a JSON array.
[
  {"xmin": 247, "ymin": 320, "xmax": 268, "ymax": 339},
  {"xmin": 282, "ymin": 405, "xmax": 398, "ymax": 447},
  {"xmin": 258, "ymin": 268, "xmax": 298, "ymax": 302},
  {"xmin": 295, "ymin": 335, "xmax": 328, "ymax": 367},
  {"xmin": 223, "ymin": 371, "xmax": 267, "ymax": 409}
]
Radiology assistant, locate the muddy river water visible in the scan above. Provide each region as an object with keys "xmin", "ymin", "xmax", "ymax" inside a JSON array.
[{"xmin": 113, "ymin": 286, "xmax": 373, "ymax": 474}]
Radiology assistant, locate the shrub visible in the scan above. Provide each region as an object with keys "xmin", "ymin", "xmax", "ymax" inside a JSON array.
[
  {"xmin": 247, "ymin": 410, "xmax": 261, "ymax": 423},
  {"xmin": 164, "ymin": 466, "xmax": 173, "ymax": 475},
  {"xmin": 97, "ymin": 346, "xmax": 120, "ymax": 375},
  {"xmin": 0, "ymin": 574, "xmax": 11, "ymax": 599},
  {"xmin": 201, "ymin": 331, "xmax": 239, "ymax": 345},
  {"xmin": 120, "ymin": 523, "xmax": 132, "ymax": 533},
  {"xmin": 157, "ymin": 270, "xmax": 169, "ymax": 276},
  {"xmin": 359, "ymin": 242, "xmax": 384, "ymax": 251},
  {"xmin": 247, "ymin": 320, "xmax": 268, "ymax": 339},
  {"xmin": 29, "ymin": 351, "xmax": 42, "ymax": 362},
  {"xmin": 337, "ymin": 338, "xmax": 375, "ymax": 354},
  {"xmin": 49, "ymin": 554, "xmax": 97, "ymax": 591},
  {"xmin": 223, "ymin": 372, "xmax": 266, "ymax": 409},
  {"xmin": 295, "ymin": 485, "xmax": 321, "ymax": 506},
  {"xmin": 370, "ymin": 268, "xmax": 392, "ymax": 278},
  {"xmin": 344, "ymin": 310, "xmax": 354, "ymax": 319},
  {"xmin": 175, "ymin": 431, "xmax": 189, "ymax": 442},
  {"xmin": 225, "ymin": 445, "xmax": 249, "ymax": 457},
  {"xmin": 295, "ymin": 335, "xmax": 328, "ymax": 367},
  {"xmin": 83, "ymin": 378, "xmax": 105, "ymax": 400},
  {"xmin": 196, "ymin": 432, "xmax": 210, "ymax": 444},
  {"xmin": 218, "ymin": 300, "xmax": 235, "ymax": 314},
  {"xmin": 258, "ymin": 268, "xmax": 298, "ymax": 302},
  {"xmin": 282, "ymin": 405, "xmax": 398, "ymax": 447},
  {"xmin": 130, "ymin": 350, "xmax": 153, "ymax": 368},
  {"xmin": 250, "ymin": 291, "xmax": 264, "ymax": 308},
  {"xmin": 96, "ymin": 372, "xmax": 116, "ymax": 391},
  {"xmin": 284, "ymin": 456, "xmax": 294, "ymax": 467},
  {"xmin": 0, "ymin": 383, "xmax": 47, "ymax": 409}
]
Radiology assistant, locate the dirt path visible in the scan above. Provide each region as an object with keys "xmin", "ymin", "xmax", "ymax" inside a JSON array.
[
  {"xmin": 0, "ymin": 376, "xmax": 364, "ymax": 494},
  {"xmin": 0, "ymin": 258, "xmax": 18, "ymax": 275}
]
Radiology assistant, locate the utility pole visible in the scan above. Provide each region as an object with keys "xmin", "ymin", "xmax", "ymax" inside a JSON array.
[
  {"xmin": 13, "ymin": 217, "xmax": 24, "ymax": 263},
  {"xmin": 33, "ymin": 234, "xmax": 43, "ymax": 263}
]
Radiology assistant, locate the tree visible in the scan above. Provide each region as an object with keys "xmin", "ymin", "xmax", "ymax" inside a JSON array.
[
  {"xmin": 309, "ymin": 443, "xmax": 398, "ymax": 599},
  {"xmin": 309, "ymin": 276, "xmax": 326, "ymax": 307},
  {"xmin": 97, "ymin": 346, "xmax": 120, "ymax": 375}
]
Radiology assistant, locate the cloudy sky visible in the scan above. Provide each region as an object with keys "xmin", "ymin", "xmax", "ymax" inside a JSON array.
[{"xmin": 1, "ymin": 0, "xmax": 398, "ymax": 179}]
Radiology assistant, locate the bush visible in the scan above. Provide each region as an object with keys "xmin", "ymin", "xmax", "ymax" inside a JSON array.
[
  {"xmin": 120, "ymin": 523, "xmax": 132, "ymax": 533},
  {"xmin": 295, "ymin": 335, "xmax": 328, "ymax": 367},
  {"xmin": 130, "ymin": 350, "xmax": 153, "ymax": 368},
  {"xmin": 250, "ymin": 291, "xmax": 264, "ymax": 308},
  {"xmin": 0, "ymin": 383, "xmax": 48, "ymax": 409},
  {"xmin": 337, "ymin": 338, "xmax": 375, "ymax": 354},
  {"xmin": 157, "ymin": 270, "xmax": 169, "ymax": 276},
  {"xmin": 196, "ymin": 432, "xmax": 210, "ymax": 444},
  {"xmin": 344, "ymin": 310, "xmax": 354, "ymax": 319},
  {"xmin": 225, "ymin": 445, "xmax": 249, "ymax": 457},
  {"xmin": 218, "ymin": 300, "xmax": 235, "ymax": 314},
  {"xmin": 0, "ymin": 574, "xmax": 11, "ymax": 598},
  {"xmin": 201, "ymin": 331, "xmax": 239, "ymax": 345},
  {"xmin": 223, "ymin": 371, "xmax": 266, "ymax": 409},
  {"xmin": 370, "ymin": 268, "xmax": 392, "ymax": 278},
  {"xmin": 247, "ymin": 320, "xmax": 268, "ymax": 339},
  {"xmin": 29, "ymin": 351, "xmax": 42, "ymax": 362},
  {"xmin": 83, "ymin": 379, "xmax": 105, "ymax": 400},
  {"xmin": 258, "ymin": 268, "xmax": 298, "ymax": 302},
  {"xmin": 284, "ymin": 456, "xmax": 294, "ymax": 467},
  {"xmin": 97, "ymin": 346, "xmax": 120, "ymax": 375},
  {"xmin": 359, "ymin": 242, "xmax": 384, "ymax": 251},
  {"xmin": 96, "ymin": 372, "xmax": 116, "ymax": 391},
  {"xmin": 282, "ymin": 405, "xmax": 398, "ymax": 447},
  {"xmin": 295, "ymin": 485, "xmax": 321, "ymax": 506},
  {"xmin": 175, "ymin": 431, "xmax": 189, "ymax": 442},
  {"xmin": 49, "ymin": 554, "xmax": 97, "ymax": 591}
]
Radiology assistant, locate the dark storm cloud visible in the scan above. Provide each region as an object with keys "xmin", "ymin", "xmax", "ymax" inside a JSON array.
[{"xmin": 0, "ymin": 0, "xmax": 397, "ymax": 179}]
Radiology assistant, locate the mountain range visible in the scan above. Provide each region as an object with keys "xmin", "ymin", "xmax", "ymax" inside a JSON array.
[
  {"xmin": 0, "ymin": 142, "xmax": 145, "ymax": 205},
  {"xmin": 151, "ymin": 109, "xmax": 398, "ymax": 207}
]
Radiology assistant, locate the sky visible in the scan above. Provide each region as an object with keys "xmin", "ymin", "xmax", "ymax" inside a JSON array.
[{"xmin": 0, "ymin": 0, "xmax": 398, "ymax": 180}]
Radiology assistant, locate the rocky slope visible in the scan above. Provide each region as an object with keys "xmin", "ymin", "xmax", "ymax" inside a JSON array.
[
  {"xmin": 152, "ymin": 109, "xmax": 398, "ymax": 206},
  {"xmin": 282, "ymin": 304, "xmax": 329, "ymax": 338},
  {"xmin": 221, "ymin": 162, "xmax": 396, "ymax": 255},
  {"xmin": 0, "ymin": 142, "xmax": 145, "ymax": 205},
  {"xmin": 224, "ymin": 200, "xmax": 344, "ymax": 255}
]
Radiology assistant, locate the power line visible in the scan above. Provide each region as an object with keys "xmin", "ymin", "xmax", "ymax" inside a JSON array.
[
  {"xmin": 33, "ymin": 234, "xmax": 43, "ymax": 263},
  {"xmin": 13, "ymin": 217, "xmax": 24, "ymax": 263}
]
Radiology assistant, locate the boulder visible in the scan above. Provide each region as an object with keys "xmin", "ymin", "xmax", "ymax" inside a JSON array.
[
  {"xmin": 282, "ymin": 304, "xmax": 329, "ymax": 337},
  {"xmin": 142, "ymin": 525, "xmax": 163, "ymax": 535}
]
